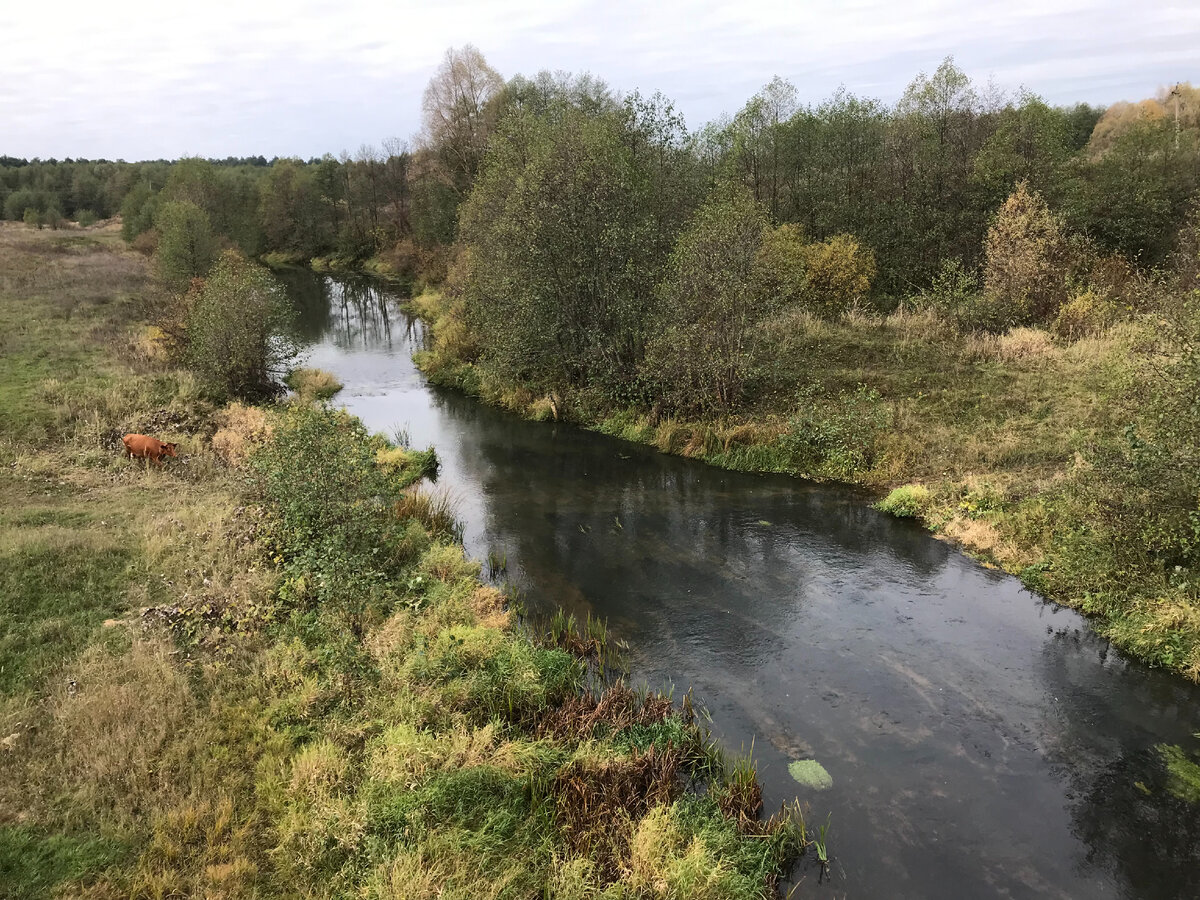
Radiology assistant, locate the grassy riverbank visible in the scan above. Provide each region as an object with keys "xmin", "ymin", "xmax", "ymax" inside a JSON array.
[
  {"xmin": 0, "ymin": 223, "xmax": 809, "ymax": 898},
  {"xmin": 409, "ymin": 288, "xmax": 1200, "ymax": 680}
]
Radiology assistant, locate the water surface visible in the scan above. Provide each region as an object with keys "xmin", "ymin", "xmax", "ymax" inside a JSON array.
[{"xmin": 282, "ymin": 269, "xmax": 1200, "ymax": 899}]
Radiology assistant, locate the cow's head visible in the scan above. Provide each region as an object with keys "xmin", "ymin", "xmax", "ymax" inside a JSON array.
[{"xmin": 163, "ymin": 442, "xmax": 179, "ymax": 458}]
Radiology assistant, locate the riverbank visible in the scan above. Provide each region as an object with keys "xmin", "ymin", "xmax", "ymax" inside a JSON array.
[
  {"xmin": 0, "ymin": 223, "xmax": 808, "ymax": 898},
  {"xmin": 408, "ymin": 288, "xmax": 1200, "ymax": 680}
]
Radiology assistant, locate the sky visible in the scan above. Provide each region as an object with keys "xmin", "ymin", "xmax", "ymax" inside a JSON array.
[{"xmin": 3, "ymin": 0, "xmax": 1198, "ymax": 161}]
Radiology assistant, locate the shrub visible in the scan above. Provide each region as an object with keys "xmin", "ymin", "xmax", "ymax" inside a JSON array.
[
  {"xmin": 754, "ymin": 225, "xmax": 876, "ymax": 317},
  {"xmin": 876, "ymin": 484, "xmax": 932, "ymax": 518},
  {"xmin": 914, "ymin": 257, "xmax": 980, "ymax": 319},
  {"xmin": 1052, "ymin": 289, "xmax": 1112, "ymax": 340},
  {"xmin": 75, "ymin": 209, "xmax": 98, "ymax": 228},
  {"xmin": 798, "ymin": 233, "xmax": 876, "ymax": 315},
  {"xmin": 130, "ymin": 229, "xmax": 159, "ymax": 257},
  {"xmin": 186, "ymin": 250, "xmax": 298, "ymax": 400},
  {"xmin": 120, "ymin": 181, "xmax": 159, "ymax": 242},
  {"xmin": 249, "ymin": 405, "xmax": 429, "ymax": 632},
  {"xmin": 644, "ymin": 185, "xmax": 771, "ymax": 414}
]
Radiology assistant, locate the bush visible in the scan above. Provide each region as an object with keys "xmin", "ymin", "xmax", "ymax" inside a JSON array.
[
  {"xmin": 120, "ymin": 181, "xmax": 158, "ymax": 242},
  {"xmin": 914, "ymin": 258, "xmax": 980, "ymax": 318},
  {"xmin": 798, "ymin": 233, "xmax": 876, "ymax": 315},
  {"xmin": 186, "ymin": 250, "xmax": 298, "ymax": 400},
  {"xmin": 1052, "ymin": 289, "xmax": 1111, "ymax": 340},
  {"xmin": 75, "ymin": 209, "xmax": 98, "ymax": 228},
  {"xmin": 250, "ymin": 405, "xmax": 419, "ymax": 632},
  {"xmin": 876, "ymin": 484, "xmax": 932, "ymax": 518},
  {"xmin": 754, "ymin": 225, "xmax": 876, "ymax": 317},
  {"xmin": 644, "ymin": 185, "xmax": 770, "ymax": 414}
]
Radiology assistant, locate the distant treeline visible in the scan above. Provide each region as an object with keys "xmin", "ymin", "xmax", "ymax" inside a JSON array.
[{"xmin": 3, "ymin": 55, "xmax": 1198, "ymax": 295}]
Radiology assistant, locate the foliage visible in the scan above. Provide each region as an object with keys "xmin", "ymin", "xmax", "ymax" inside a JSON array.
[
  {"xmin": 120, "ymin": 180, "xmax": 159, "ymax": 242},
  {"xmin": 782, "ymin": 385, "xmax": 890, "ymax": 479},
  {"xmin": 1111, "ymin": 288, "xmax": 1200, "ymax": 572},
  {"xmin": 421, "ymin": 44, "xmax": 504, "ymax": 202},
  {"xmin": 645, "ymin": 185, "xmax": 770, "ymax": 414},
  {"xmin": 796, "ymin": 232, "xmax": 876, "ymax": 315},
  {"xmin": 154, "ymin": 199, "xmax": 218, "ymax": 290},
  {"xmin": 982, "ymin": 181, "xmax": 1071, "ymax": 327},
  {"xmin": 458, "ymin": 100, "xmax": 672, "ymax": 392},
  {"xmin": 186, "ymin": 250, "xmax": 298, "ymax": 400},
  {"xmin": 211, "ymin": 401, "xmax": 273, "ymax": 467}
]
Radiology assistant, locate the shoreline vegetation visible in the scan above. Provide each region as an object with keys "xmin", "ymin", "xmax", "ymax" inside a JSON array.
[
  {"xmin": 406, "ymin": 284, "xmax": 1200, "ymax": 680},
  {"xmin": 0, "ymin": 224, "xmax": 812, "ymax": 897}
]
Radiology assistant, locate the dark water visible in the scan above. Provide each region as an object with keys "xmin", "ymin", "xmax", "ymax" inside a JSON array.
[{"xmin": 282, "ymin": 269, "xmax": 1200, "ymax": 900}]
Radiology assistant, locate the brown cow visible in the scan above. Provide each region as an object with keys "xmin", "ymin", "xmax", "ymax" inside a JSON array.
[{"xmin": 122, "ymin": 433, "xmax": 179, "ymax": 467}]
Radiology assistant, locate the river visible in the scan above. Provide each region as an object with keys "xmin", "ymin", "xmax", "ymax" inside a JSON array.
[{"xmin": 280, "ymin": 268, "xmax": 1200, "ymax": 899}]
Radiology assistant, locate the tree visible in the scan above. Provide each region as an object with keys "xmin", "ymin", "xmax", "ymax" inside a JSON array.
[
  {"xmin": 155, "ymin": 200, "xmax": 218, "ymax": 290},
  {"xmin": 730, "ymin": 77, "xmax": 798, "ymax": 220},
  {"xmin": 186, "ymin": 250, "xmax": 298, "ymax": 399},
  {"xmin": 458, "ymin": 103, "xmax": 669, "ymax": 390},
  {"xmin": 421, "ymin": 45, "xmax": 504, "ymax": 200},
  {"xmin": 120, "ymin": 181, "xmax": 158, "ymax": 241},
  {"xmin": 644, "ymin": 186, "xmax": 771, "ymax": 413},
  {"xmin": 982, "ymin": 181, "xmax": 1070, "ymax": 324},
  {"xmin": 971, "ymin": 93, "xmax": 1074, "ymax": 209}
]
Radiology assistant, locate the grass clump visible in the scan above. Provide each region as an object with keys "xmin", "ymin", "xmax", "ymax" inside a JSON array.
[
  {"xmin": 876, "ymin": 483, "xmax": 932, "ymax": 519},
  {"xmin": 284, "ymin": 366, "xmax": 344, "ymax": 403},
  {"xmin": 211, "ymin": 400, "xmax": 273, "ymax": 466}
]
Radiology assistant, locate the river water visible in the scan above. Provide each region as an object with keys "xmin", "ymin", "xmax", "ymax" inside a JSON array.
[{"xmin": 281, "ymin": 269, "xmax": 1200, "ymax": 899}]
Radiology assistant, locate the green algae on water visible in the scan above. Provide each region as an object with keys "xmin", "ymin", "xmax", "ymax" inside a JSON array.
[
  {"xmin": 1157, "ymin": 744, "xmax": 1200, "ymax": 804},
  {"xmin": 788, "ymin": 759, "xmax": 833, "ymax": 790}
]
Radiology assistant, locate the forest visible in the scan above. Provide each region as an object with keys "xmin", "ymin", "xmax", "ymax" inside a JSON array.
[{"xmin": 5, "ymin": 52, "xmax": 1197, "ymax": 293}]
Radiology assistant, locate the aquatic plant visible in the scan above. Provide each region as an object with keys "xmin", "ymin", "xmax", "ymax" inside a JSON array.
[
  {"xmin": 787, "ymin": 759, "xmax": 833, "ymax": 791},
  {"xmin": 1158, "ymin": 744, "xmax": 1200, "ymax": 804}
]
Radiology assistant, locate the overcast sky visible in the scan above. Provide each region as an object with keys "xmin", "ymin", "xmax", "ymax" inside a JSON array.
[{"xmin": 3, "ymin": 0, "xmax": 1197, "ymax": 161}]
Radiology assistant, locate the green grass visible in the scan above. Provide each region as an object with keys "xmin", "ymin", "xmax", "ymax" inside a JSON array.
[{"xmin": 0, "ymin": 825, "xmax": 129, "ymax": 900}]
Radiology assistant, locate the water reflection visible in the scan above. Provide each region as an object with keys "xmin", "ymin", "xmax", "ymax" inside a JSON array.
[
  {"xmin": 291, "ymin": 271, "xmax": 1200, "ymax": 900},
  {"xmin": 276, "ymin": 267, "xmax": 401, "ymax": 350}
]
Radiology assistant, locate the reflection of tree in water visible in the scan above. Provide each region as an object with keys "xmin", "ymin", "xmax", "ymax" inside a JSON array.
[
  {"xmin": 274, "ymin": 266, "xmax": 333, "ymax": 343},
  {"xmin": 1037, "ymin": 627, "xmax": 1200, "ymax": 897},
  {"xmin": 280, "ymin": 269, "xmax": 411, "ymax": 352},
  {"xmin": 325, "ymin": 277, "xmax": 400, "ymax": 351}
]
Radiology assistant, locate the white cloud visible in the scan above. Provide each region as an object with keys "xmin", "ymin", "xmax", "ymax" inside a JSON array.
[{"xmin": 2, "ymin": 0, "xmax": 1197, "ymax": 158}]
